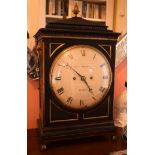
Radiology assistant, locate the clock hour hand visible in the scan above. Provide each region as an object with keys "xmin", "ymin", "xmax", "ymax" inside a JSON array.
[
  {"xmin": 81, "ymin": 76, "xmax": 93, "ymax": 93},
  {"xmin": 83, "ymin": 79, "xmax": 96, "ymax": 100}
]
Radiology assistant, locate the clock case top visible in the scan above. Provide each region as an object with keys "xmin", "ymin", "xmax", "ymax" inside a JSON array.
[
  {"xmin": 34, "ymin": 17, "xmax": 120, "ymax": 142},
  {"xmin": 35, "ymin": 16, "xmax": 120, "ymax": 41}
]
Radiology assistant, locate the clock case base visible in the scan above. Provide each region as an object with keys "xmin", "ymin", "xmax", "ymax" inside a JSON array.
[{"xmin": 37, "ymin": 119, "xmax": 116, "ymax": 144}]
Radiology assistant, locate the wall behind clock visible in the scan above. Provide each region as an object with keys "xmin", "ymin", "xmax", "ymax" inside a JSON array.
[
  {"xmin": 114, "ymin": 58, "xmax": 127, "ymax": 99},
  {"xmin": 27, "ymin": 77, "xmax": 39, "ymax": 129},
  {"xmin": 27, "ymin": 0, "xmax": 127, "ymax": 129}
]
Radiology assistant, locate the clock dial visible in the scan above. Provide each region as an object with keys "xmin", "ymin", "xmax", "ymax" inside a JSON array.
[{"xmin": 49, "ymin": 45, "xmax": 112, "ymax": 111}]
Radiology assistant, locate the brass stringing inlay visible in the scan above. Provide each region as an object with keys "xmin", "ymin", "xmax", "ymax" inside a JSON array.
[
  {"xmin": 49, "ymin": 99, "xmax": 79, "ymax": 123},
  {"xmin": 98, "ymin": 44, "xmax": 112, "ymax": 58},
  {"xmin": 49, "ymin": 43, "xmax": 65, "ymax": 57},
  {"xmin": 39, "ymin": 35, "xmax": 117, "ymax": 41},
  {"xmin": 83, "ymin": 95, "xmax": 111, "ymax": 120}
]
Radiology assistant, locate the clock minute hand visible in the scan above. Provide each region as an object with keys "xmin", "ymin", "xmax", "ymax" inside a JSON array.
[
  {"xmin": 67, "ymin": 63, "xmax": 83, "ymax": 78},
  {"xmin": 67, "ymin": 63, "xmax": 94, "ymax": 94}
]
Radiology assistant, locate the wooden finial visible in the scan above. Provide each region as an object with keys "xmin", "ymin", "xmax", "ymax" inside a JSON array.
[{"xmin": 72, "ymin": 2, "xmax": 80, "ymax": 17}]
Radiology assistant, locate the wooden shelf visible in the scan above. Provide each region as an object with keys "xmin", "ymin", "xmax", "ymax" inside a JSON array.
[{"xmin": 27, "ymin": 127, "xmax": 127, "ymax": 154}]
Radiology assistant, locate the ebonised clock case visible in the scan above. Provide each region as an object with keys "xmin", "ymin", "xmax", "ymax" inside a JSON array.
[{"xmin": 34, "ymin": 17, "xmax": 120, "ymax": 144}]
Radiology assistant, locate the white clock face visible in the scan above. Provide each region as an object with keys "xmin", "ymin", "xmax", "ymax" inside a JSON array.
[{"xmin": 49, "ymin": 45, "xmax": 112, "ymax": 111}]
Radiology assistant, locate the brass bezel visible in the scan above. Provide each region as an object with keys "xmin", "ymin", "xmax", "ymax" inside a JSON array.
[{"xmin": 48, "ymin": 45, "xmax": 113, "ymax": 112}]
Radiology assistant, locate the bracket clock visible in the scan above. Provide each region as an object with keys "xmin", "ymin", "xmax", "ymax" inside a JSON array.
[{"xmin": 34, "ymin": 10, "xmax": 120, "ymax": 149}]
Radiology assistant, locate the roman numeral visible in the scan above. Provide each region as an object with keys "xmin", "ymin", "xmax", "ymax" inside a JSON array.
[
  {"xmin": 55, "ymin": 76, "xmax": 61, "ymax": 80},
  {"xmin": 80, "ymin": 100, "xmax": 84, "ymax": 106},
  {"xmin": 103, "ymin": 75, "xmax": 108, "ymax": 79},
  {"xmin": 81, "ymin": 49, "xmax": 86, "ymax": 56},
  {"xmin": 99, "ymin": 86, "xmax": 105, "ymax": 93},
  {"xmin": 93, "ymin": 54, "xmax": 96, "ymax": 60},
  {"xmin": 67, "ymin": 53, "xmax": 73, "ymax": 59},
  {"xmin": 58, "ymin": 64, "xmax": 65, "ymax": 67},
  {"xmin": 57, "ymin": 87, "xmax": 64, "ymax": 95},
  {"xmin": 66, "ymin": 97, "xmax": 73, "ymax": 104}
]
